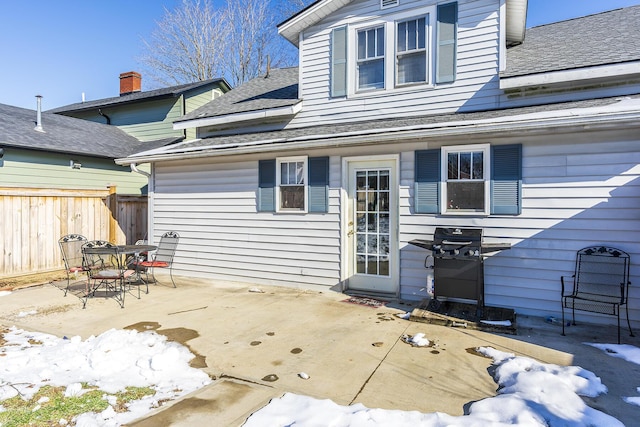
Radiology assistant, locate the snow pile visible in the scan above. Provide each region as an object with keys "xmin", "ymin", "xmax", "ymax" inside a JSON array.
[
  {"xmin": 586, "ymin": 342, "xmax": 640, "ymax": 407},
  {"xmin": 244, "ymin": 346, "xmax": 623, "ymax": 427},
  {"xmin": 0, "ymin": 327, "xmax": 211, "ymax": 425}
]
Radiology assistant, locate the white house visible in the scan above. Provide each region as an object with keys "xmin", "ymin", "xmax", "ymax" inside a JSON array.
[{"xmin": 118, "ymin": 0, "xmax": 640, "ymax": 328}]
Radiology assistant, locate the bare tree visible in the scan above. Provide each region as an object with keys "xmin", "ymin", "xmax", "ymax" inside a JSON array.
[
  {"xmin": 139, "ymin": 0, "xmax": 228, "ymax": 86},
  {"xmin": 139, "ymin": 0, "xmax": 316, "ymax": 88}
]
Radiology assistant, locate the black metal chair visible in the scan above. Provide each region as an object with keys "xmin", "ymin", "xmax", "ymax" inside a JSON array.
[
  {"xmin": 561, "ymin": 246, "xmax": 634, "ymax": 344},
  {"xmin": 135, "ymin": 231, "xmax": 179, "ymax": 288},
  {"xmin": 57, "ymin": 234, "xmax": 87, "ymax": 296},
  {"xmin": 82, "ymin": 240, "xmax": 134, "ymax": 308}
]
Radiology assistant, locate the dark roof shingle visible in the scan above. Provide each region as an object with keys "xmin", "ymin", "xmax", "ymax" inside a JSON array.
[{"xmin": 503, "ymin": 5, "xmax": 640, "ymax": 77}]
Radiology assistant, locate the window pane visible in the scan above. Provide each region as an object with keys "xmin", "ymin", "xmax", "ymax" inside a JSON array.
[
  {"xmin": 356, "ymin": 171, "xmax": 367, "ymax": 189},
  {"xmin": 379, "ymin": 192, "xmax": 389, "ymax": 212},
  {"xmin": 356, "ymin": 212, "xmax": 366, "ymax": 232},
  {"xmin": 447, "ymin": 181, "xmax": 485, "ymax": 211},
  {"xmin": 418, "ymin": 17, "xmax": 426, "ymax": 49},
  {"xmin": 357, "ymin": 191, "xmax": 366, "ymax": 211},
  {"xmin": 357, "ymin": 255, "xmax": 366, "ymax": 274},
  {"xmin": 281, "ymin": 162, "xmax": 289, "ymax": 184},
  {"xmin": 367, "ymin": 234, "xmax": 378, "ymax": 254},
  {"xmin": 376, "ymin": 27, "xmax": 385, "ymax": 56},
  {"xmin": 358, "ymin": 58, "xmax": 384, "ymax": 89},
  {"xmin": 459, "ymin": 152, "xmax": 471, "ymax": 179},
  {"xmin": 407, "ymin": 19, "xmax": 417, "ymax": 50},
  {"xmin": 367, "ymin": 29, "xmax": 376, "ymax": 58},
  {"xmin": 397, "ymin": 21, "xmax": 407, "ymax": 51},
  {"xmin": 280, "ymin": 186, "xmax": 304, "ymax": 210},
  {"xmin": 397, "ymin": 52, "xmax": 426, "ymax": 84},
  {"xmin": 472, "ymin": 152, "xmax": 483, "ymax": 179},
  {"xmin": 368, "ymin": 172, "xmax": 378, "ymax": 191},
  {"xmin": 448, "ymin": 153, "xmax": 458, "ymax": 179},
  {"xmin": 358, "ymin": 31, "xmax": 366, "ymax": 60},
  {"xmin": 295, "ymin": 161, "xmax": 304, "ymax": 184}
]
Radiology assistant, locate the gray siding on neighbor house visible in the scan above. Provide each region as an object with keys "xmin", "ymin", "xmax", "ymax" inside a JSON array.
[
  {"xmin": 290, "ymin": 0, "xmax": 502, "ymax": 127},
  {"xmin": 0, "ymin": 148, "xmax": 148, "ymax": 195},
  {"xmin": 398, "ymin": 131, "xmax": 640, "ymax": 327},
  {"xmin": 149, "ymin": 155, "xmax": 342, "ymax": 288}
]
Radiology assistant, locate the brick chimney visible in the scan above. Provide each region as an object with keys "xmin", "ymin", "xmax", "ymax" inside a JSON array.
[{"xmin": 119, "ymin": 71, "xmax": 141, "ymax": 96}]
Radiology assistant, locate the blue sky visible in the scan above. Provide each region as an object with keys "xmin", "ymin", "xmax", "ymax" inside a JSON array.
[{"xmin": 1, "ymin": 0, "xmax": 639, "ymax": 110}]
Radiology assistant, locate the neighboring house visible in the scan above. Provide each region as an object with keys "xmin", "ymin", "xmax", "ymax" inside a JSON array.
[
  {"xmin": 118, "ymin": 0, "xmax": 640, "ymax": 328},
  {"xmin": 0, "ymin": 101, "xmax": 168, "ymax": 276},
  {"xmin": 49, "ymin": 72, "xmax": 231, "ymax": 142}
]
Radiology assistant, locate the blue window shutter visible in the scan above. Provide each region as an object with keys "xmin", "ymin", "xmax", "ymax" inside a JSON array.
[
  {"xmin": 258, "ymin": 159, "xmax": 276, "ymax": 212},
  {"xmin": 436, "ymin": 2, "xmax": 457, "ymax": 84},
  {"xmin": 330, "ymin": 27, "xmax": 348, "ymax": 97},
  {"xmin": 414, "ymin": 149, "xmax": 440, "ymax": 213},
  {"xmin": 308, "ymin": 157, "xmax": 329, "ymax": 213},
  {"xmin": 491, "ymin": 144, "xmax": 522, "ymax": 215}
]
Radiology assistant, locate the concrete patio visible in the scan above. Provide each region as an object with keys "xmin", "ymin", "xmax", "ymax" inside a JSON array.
[{"xmin": 1, "ymin": 276, "xmax": 639, "ymax": 426}]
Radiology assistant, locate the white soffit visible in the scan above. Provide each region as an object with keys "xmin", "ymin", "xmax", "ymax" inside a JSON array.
[
  {"xmin": 506, "ymin": 0, "xmax": 528, "ymax": 45},
  {"xmin": 278, "ymin": 0, "xmax": 354, "ymax": 47}
]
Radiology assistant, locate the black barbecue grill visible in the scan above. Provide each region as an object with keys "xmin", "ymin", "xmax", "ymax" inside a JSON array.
[{"xmin": 409, "ymin": 227, "xmax": 511, "ymax": 316}]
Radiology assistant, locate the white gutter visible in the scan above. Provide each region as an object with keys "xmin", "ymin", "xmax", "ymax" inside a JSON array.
[
  {"xmin": 173, "ymin": 102, "xmax": 303, "ymax": 130},
  {"xmin": 501, "ymin": 62, "xmax": 640, "ymax": 90},
  {"xmin": 130, "ymin": 162, "xmax": 151, "ymax": 178},
  {"xmin": 117, "ymin": 98, "xmax": 640, "ymax": 165}
]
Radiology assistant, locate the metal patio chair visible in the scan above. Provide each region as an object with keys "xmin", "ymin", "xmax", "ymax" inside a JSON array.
[
  {"xmin": 82, "ymin": 240, "xmax": 134, "ymax": 308},
  {"xmin": 135, "ymin": 231, "xmax": 179, "ymax": 288},
  {"xmin": 58, "ymin": 234, "xmax": 87, "ymax": 296}
]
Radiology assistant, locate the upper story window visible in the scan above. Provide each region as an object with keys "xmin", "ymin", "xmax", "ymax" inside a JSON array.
[
  {"xmin": 396, "ymin": 17, "xmax": 427, "ymax": 85},
  {"xmin": 357, "ymin": 26, "xmax": 385, "ymax": 90},
  {"xmin": 329, "ymin": 2, "xmax": 457, "ymax": 97}
]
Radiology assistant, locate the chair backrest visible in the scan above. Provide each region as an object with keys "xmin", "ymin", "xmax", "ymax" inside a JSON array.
[
  {"xmin": 58, "ymin": 234, "xmax": 87, "ymax": 270},
  {"xmin": 575, "ymin": 246, "xmax": 630, "ymax": 302},
  {"xmin": 154, "ymin": 231, "xmax": 179, "ymax": 264},
  {"xmin": 82, "ymin": 240, "xmax": 119, "ymax": 270}
]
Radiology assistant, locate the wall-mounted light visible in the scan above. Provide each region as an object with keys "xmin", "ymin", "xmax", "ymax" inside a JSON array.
[{"xmin": 70, "ymin": 160, "xmax": 82, "ymax": 169}]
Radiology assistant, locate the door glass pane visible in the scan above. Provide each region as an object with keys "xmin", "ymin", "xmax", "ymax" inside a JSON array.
[{"xmin": 353, "ymin": 169, "xmax": 391, "ymax": 277}]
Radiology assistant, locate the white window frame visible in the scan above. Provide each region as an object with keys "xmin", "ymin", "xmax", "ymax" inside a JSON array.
[
  {"xmin": 441, "ymin": 144, "xmax": 490, "ymax": 215},
  {"xmin": 395, "ymin": 15, "xmax": 429, "ymax": 86},
  {"xmin": 355, "ymin": 25, "xmax": 386, "ymax": 92},
  {"xmin": 347, "ymin": 5, "xmax": 436, "ymax": 97},
  {"xmin": 276, "ymin": 156, "xmax": 308, "ymax": 213}
]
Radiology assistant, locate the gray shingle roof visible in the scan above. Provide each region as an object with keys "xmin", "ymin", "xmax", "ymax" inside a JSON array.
[
  {"xmin": 124, "ymin": 94, "xmax": 639, "ymax": 160},
  {"xmin": 503, "ymin": 5, "xmax": 640, "ymax": 78},
  {"xmin": 47, "ymin": 77, "xmax": 230, "ymax": 114},
  {"xmin": 0, "ymin": 103, "xmax": 171, "ymax": 158},
  {"xmin": 176, "ymin": 67, "xmax": 300, "ymax": 123}
]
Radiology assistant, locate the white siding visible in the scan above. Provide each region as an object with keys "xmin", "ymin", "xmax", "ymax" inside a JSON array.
[
  {"xmin": 151, "ymin": 156, "xmax": 342, "ymax": 289},
  {"xmin": 290, "ymin": 0, "xmax": 502, "ymax": 127},
  {"xmin": 398, "ymin": 135, "xmax": 640, "ymax": 328}
]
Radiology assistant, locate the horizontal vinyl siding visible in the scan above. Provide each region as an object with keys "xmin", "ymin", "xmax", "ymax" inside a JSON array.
[
  {"xmin": 0, "ymin": 148, "xmax": 148, "ymax": 195},
  {"xmin": 291, "ymin": 0, "xmax": 501, "ymax": 128},
  {"xmin": 398, "ymin": 136, "xmax": 640, "ymax": 328},
  {"xmin": 151, "ymin": 156, "xmax": 341, "ymax": 289}
]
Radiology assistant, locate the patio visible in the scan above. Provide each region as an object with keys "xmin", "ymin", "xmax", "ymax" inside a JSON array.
[{"xmin": 1, "ymin": 276, "xmax": 639, "ymax": 426}]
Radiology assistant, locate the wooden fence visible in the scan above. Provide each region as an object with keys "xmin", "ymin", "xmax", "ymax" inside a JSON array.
[{"xmin": 0, "ymin": 186, "xmax": 147, "ymax": 278}]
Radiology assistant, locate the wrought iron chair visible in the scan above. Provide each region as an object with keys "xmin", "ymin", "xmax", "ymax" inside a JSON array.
[
  {"xmin": 57, "ymin": 234, "xmax": 87, "ymax": 296},
  {"xmin": 135, "ymin": 231, "xmax": 180, "ymax": 288},
  {"xmin": 82, "ymin": 240, "xmax": 134, "ymax": 308}
]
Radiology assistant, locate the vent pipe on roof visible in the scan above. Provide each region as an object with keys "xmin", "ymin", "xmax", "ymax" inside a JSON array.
[{"xmin": 34, "ymin": 95, "xmax": 45, "ymax": 133}]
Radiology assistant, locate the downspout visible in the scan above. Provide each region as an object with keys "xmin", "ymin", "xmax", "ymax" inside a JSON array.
[
  {"xmin": 98, "ymin": 109, "xmax": 111, "ymax": 125},
  {"xmin": 130, "ymin": 162, "xmax": 151, "ymax": 178}
]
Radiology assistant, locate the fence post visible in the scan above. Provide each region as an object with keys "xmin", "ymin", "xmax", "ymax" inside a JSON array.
[{"xmin": 107, "ymin": 185, "xmax": 117, "ymax": 243}]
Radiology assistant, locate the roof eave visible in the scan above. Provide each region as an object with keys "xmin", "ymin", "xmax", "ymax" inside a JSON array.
[
  {"xmin": 278, "ymin": 0, "xmax": 353, "ymax": 47},
  {"xmin": 173, "ymin": 101, "xmax": 303, "ymax": 130},
  {"xmin": 506, "ymin": 0, "xmax": 528, "ymax": 45}
]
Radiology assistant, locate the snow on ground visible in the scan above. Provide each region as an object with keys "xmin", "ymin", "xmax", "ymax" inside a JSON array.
[
  {"xmin": 587, "ymin": 342, "xmax": 640, "ymax": 407},
  {"xmin": 244, "ymin": 346, "xmax": 624, "ymax": 427},
  {"xmin": 0, "ymin": 327, "xmax": 211, "ymax": 426},
  {"xmin": 0, "ymin": 324, "xmax": 636, "ymax": 426}
]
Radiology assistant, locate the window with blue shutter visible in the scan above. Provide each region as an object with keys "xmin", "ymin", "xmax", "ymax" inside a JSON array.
[
  {"xmin": 436, "ymin": 2, "xmax": 457, "ymax": 84},
  {"xmin": 414, "ymin": 149, "xmax": 440, "ymax": 214},
  {"xmin": 258, "ymin": 157, "xmax": 330, "ymax": 213},
  {"xmin": 330, "ymin": 27, "xmax": 348, "ymax": 97},
  {"xmin": 258, "ymin": 159, "xmax": 276, "ymax": 212},
  {"xmin": 308, "ymin": 157, "xmax": 329, "ymax": 213},
  {"xmin": 491, "ymin": 144, "xmax": 522, "ymax": 215}
]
